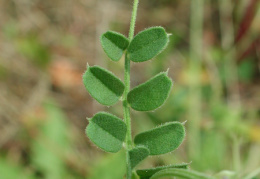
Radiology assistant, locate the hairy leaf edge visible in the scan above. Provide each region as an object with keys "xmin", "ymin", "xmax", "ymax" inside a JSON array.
[
  {"xmin": 127, "ymin": 71, "xmax": 173, "ymax": 111},
  {"xmin": 86, "ymin": 112, "xmax": 127, "ymax": 153},
  {"xmin": 100, "ymin": 31, "xmax": 130, "ymax": 61},
  {"xmin": 134, "ymin": 121, "xmax": 186, "ymax": 155},
  {"xmin": 127, "ymin": 26, "xmax": 170, "ymax": 63},
  {"xmin": 83, "ymin": 65, "xmax": 125, "ymax": 106}
]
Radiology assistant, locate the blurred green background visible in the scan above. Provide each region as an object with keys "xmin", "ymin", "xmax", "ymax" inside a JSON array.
[{"xmin": 0, "ymin": 0, "xmax": 259, "ymax": 178}]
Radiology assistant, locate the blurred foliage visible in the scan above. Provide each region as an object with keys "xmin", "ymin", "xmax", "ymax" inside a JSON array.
[
  {"xmin": 31, "ymin": 102, "xmax": 71, "ymax": 179},
  {"xmin": 238, "ymin": 60, "xmax": 255, "ymax": 83},
  {"xmin": 0, "ymin": 158, "xmax": 34, "ymax": 179},
  {"xmin": 16, "ymin": 35, "xmax": 51, "ymax": 68},
  {"xmin": 88, "ymin": 151, "xmax": 126, "ymax": 179}
]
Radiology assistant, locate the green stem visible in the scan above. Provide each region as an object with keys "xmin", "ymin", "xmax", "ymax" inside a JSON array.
[
  {"xmin": 124, "ymin": 53, "xmax": 132, "ymax": 149},
  {"xmin": 124, "ymin": 0, "xmax": 139, "ymax": 179},
  {"xmin": 219, "ymin": 0, "xmax": 240, "ymax": 108},
  {"xmin": 128, "ymin": 0, "xmax": 139, "ymax": 41},
  {"xmin": 232, "ymin": 135, "xmax": 241, "ymax": 175},
  {"xmin": 188, "ymin": 0, "xmax": 204, "ymax": 162}
]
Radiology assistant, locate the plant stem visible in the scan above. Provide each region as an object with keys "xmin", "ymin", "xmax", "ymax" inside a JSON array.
[
  {"xmin": 124, "ymin": 52, "xmax": 132, "ymax": 149},
  {"xmin": 124, "ymin": 0, "xmax": 139, "ymax": 178},
  {"xmin": 232, "ymin": 136, "xmax": 241, "ymax": 175},
  {"xmin": 219, "ymin": 0, "xmax": 241, "ymax": 171},
  {"xmin": 128, "ymin": 0, "xmax": 139, "ymax": 41},
  {"xmin": 219, "ymin": 0, "xmax": 241, "ymax": 108},
  {"xmin": 188, "ymin": 0, "xmax": 204, "ymax": 162},
  {"xmin": 124, "ymin": 53, "xmax": 132, "ymax": 179}
]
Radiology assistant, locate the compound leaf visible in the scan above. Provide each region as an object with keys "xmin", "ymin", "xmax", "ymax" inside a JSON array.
[
  {"xmin": 83, "ymin": 65, "xmax": 125, "ymax": 106},
  {"xmin": 86, "ymin": 112, "xmax": 127, "ymax": 153},
  {"xmin": 101, "ymin": 31, "xmax": 129, "ymax": 61},
  {"xmin": 134, "ymin": 122, "xmax": 185, "ymax": 155},
  {"xmin": 127, "ymin": 72, "xmax": 172, "ymax": 111},
  {"xmin": 150, "ymin": 168, "xmax": 215, "ymax": 179},
  {"xmin": 127, "ymin": 27, "xmax": 169, "ymax": 62},
  {"xmin": 129, "ymin": 146, "xmax": 150, "ymax": 169},
  {"xmin": 136, "ymin": 163, "xmax": 189, "ymax": 179}
]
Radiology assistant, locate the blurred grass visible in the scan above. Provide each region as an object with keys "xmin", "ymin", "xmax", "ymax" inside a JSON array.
[
  {"xmin": 0, "ymin": 0, "xmax": 259, "ymax": 178},
  {"xmin": 31, "ymin": 101, "xmax": 71, "ymax": 179}
]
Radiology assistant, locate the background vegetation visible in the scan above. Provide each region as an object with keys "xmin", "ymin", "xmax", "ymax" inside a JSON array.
[{"xmin": 0, "ymin": 0, "xmax": 259, "ymax": 178}]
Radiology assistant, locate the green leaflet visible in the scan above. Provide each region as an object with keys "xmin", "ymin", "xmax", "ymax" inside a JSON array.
[
  {"xmin": 129, "ymin": 146, "xmax": 150, "ymax": 169},
  {"xmin": 134, "ymin": 122, "xmax": 185, "ymax": 155},
  {"xmin": 127, "ymin": 27, "xmax": 169, "ymax": 62},
  {"xmin": 83, "ymin": 65, "xmax": 125, "ymax": 106},
  {"xmin": 131, "ymin": 172, "xmax": 139, "ymax": 179},
  {"xmin": 101, "ymin": 31, "xmax": 129, "ymax": 61},
  {"xmin": 86, "ymin": 112, "xmax": 127, "ymax": 153},
  {"xmin": 150, "ymin": 168, "xmax": 216, "ymax": 179},
  {"xmin": 136, "ymin": 163, "xmax": 189, "ymax": 179},
  {"xmin": 127, "ymin": 72, "xmax": 172, "ymax": 111}
]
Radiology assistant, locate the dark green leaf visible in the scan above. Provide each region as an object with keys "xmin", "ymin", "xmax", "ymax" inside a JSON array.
[
  {"xmin": 129, "ymin": 146, "xmax": 150, "ymax": 169},
  {"xmin": 137, "ymin": 163, "xmax": 189, "ymax": 179},
  {"xmin": 131, "ymin": 171, "xmax": 139, "ymax": 179},
  {"xmin": 150, "ymin": 168, "xmax": 215, "ymax": 179},
  {"xmin": 134, "ymin": 122, "xmax": 185, "ymax": 155},
  {"xmin": 86, "ymin": 112, "xmax": 127, "ymax": 153},
  {"xmin": 101, "ymin": 31, "xmax": 129, "ymax": 61},
  {"xmin": 127, "ymin": 27, "xmax": 169, "ymax": 62},
  {"xmin": 83, "ymin": 65, "xmax": 125, "ymax": 106},
  {"xmin": 127, "ymin": 72, "xmax": 172, "ymax": 111}
]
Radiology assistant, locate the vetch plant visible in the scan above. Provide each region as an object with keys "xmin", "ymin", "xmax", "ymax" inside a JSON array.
[{"xmin": 83, "ymin": 1, "xmax": 214, "ymax": 179}]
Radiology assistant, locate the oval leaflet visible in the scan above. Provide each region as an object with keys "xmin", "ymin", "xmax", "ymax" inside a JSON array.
[
  {"xmin": 134, "ymin": 122, "xmax": 185, "ymax": 155},
  {"xmin": 86, "ymin": 112, "xmax": 127, "ymax": 153},
  {"xmin": 83, "ymin": 65, "xmax": 125, "ymax": 106},
  {"xmin": 150, "ymin": 168, "xmax": 215, "ymax": 179},
  {"xmin": 101, "ymin": 31, "xmax": 129, "ymax": 61},
  {"xmin": 129, "ymin": 146, "xmax": 150, "ymax": 169},
  {"xmin": 136, "ymin": 163, "xmax": 189, "ymax": 179},
  {"xmin": 127, "ymin": 72, "xmax": 173, "ymax": 111},
  {"xmin": 127, "ymin": 27, "xmax": 169, "ymax": 62}
]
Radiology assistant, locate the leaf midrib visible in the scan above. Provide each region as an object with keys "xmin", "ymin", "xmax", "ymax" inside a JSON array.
[
  {"xmin": 92, "ymin": 120, "xmax": 124, "ymax": 143},
  {"xmin": 128, "ymin": 35, "xmax": 166, "ymax": 57},
  {"xmin": 90, "ymin": 68, "xmax": 122, "ymax": 97}
]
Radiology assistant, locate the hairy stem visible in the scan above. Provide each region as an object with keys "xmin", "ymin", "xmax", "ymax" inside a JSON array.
[
  {"xmin": 124, "ymin": 0, "xmax": 139, "ymax": 178},
  {"xmin": 219, "ymin": 0, "xmax": 241, "ymax": 172},
  {"xmin": 124, "ymin": 52, "xmax": 132, "ymax": 149},
  {"xmin": 128, "ymin": 0, "xmax": 139, "ymax": 41}
]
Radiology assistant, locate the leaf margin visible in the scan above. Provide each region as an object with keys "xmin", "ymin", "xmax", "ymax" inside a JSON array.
[
  {"xmin": 127, "ymin": 71, "xmax": 173, "ymax": 111},
  {"xmin": 86, "ymin": 111, "xmax": 127, "ymax": 153},
  {"xmin": 100, "ymin": 30, "xmax": 129, "ymax": 62},
  {"xmin": 82, "ymin": 65, "xmax": 125, "ymax": 106},
  {"xmin": 127, "ymin": 26, "xmax": 169, "ymax": 62}
]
